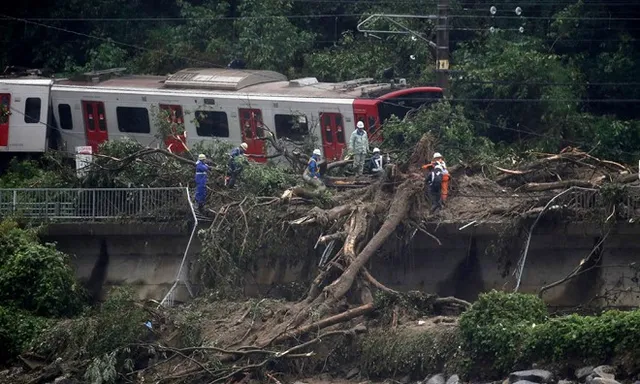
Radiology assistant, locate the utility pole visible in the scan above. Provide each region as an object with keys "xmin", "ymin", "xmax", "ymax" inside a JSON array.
[{"xmin": 436, "ymin": 0, "xmax": 450, "ymax": 93}]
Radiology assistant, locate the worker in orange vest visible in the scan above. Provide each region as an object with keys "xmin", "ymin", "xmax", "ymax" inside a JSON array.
[{"xmin": 432, "ymin": 152, "xmax": 450, "ymax": 203}]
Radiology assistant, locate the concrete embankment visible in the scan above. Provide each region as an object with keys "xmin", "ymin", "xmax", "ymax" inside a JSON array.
[{"xmin": 41, "ymin": 220, "xmax": 640, "ymax": 308}]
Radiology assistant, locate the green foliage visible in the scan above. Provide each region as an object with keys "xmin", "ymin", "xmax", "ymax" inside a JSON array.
[
  {"xmin": 84, "ymin": 351, "xmax": 119, "ymax": 384},
  {"xmin": 0, "ymin": 220, "xmax": 85, "ymax": 317},
  {"xmin": 241, "ymin": 163, "xmax": 299, "ymax": 196},
  {"xmin": 523, "ymin": 310, "xmax": 640, "ymax": 365},
  {"xmin": 458, "ymin": 291, "xmax": 548, "ymax": 376},
  {"xmin": 454, "ymin": 36, "xmax": 583, "ymax": 146},
  {"xmin": 0, "ymin": 157, "xmax": 75, "ymax": 188},
  {"xmin": 382, "ymin": 101, "xmax": 496, "ymax": 164},
  {"xmin": 33, "ymin": 287, "xmax": 148, "ymax": 361},
  {"xmin": 235, "ymin": 0, "xmax": 314, "ymax": 73},
  {"xmin": 0, "ymin": 306, "xmax": 51, "ymax": 362}
]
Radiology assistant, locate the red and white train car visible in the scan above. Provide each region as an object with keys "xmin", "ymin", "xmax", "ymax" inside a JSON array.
[{"xmin": 0, "ymin": 68, "xmax": 442, "ymax": 162}]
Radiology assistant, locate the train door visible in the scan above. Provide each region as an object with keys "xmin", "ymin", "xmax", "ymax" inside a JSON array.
[
  {"xmin": 354, "ymin": 113, "xmax": 382, "ymax": 145},
  {"xmin": 353, "ymin": 99, "xmax": 382, "ymax": 146},
  {"xmin": 238, "ymin": 108, "xmax": 266, "ymax": 163},
  {"xmin": 0, "ymin": 94, "xmax": 10, "ymax": 147},
  {"xmin": 159, "ymin": 104, "xmax": 186, "ymax": 153},
  {"xmin": 82, "ymin": 101, "xmax": 108, "ymax": 152},
  {"xmin": 319, "ymin": 112, "xmax": 345, "ymax": 161}
]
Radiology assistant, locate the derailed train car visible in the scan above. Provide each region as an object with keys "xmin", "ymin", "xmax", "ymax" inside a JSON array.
[{"xmin": 0, "ymin": 67, "xmax": 443, "ymax": 162}]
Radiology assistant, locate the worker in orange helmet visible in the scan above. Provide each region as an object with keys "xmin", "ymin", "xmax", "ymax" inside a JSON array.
[{"xmin": 432, "ymin": 152, "xmax": 450, "ymax": 203}]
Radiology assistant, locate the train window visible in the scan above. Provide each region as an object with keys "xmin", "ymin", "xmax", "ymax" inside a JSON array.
[
  {"xmin": 274, "ymin": 114, "xmax": 309, "ymax": 141},
  {"xmin": 335, "ymin": 114, "xmax": 344, "ymax": 143},
  {"xmin": 196, "ymin": 111, "xmax": 229, "ymax": 137},
  {"xmin": 24, "ymin": 98, "xmax": 41, "ymax": 124},
  {"xmin": 59, "ymin": 104, "xmax": 73, "ymax": 130},
  {"xmin": 116, "ymin": 106, "xmax": 151, "ymax": 133}
]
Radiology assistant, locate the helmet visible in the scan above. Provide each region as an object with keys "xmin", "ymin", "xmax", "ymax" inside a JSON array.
[
  {"xmin": 356, "ymin": 121, "xmax": 365, "ymax": 129},
  {"xmin": 240, "ymin": 143, "xmax": 248, "ymax": 150},
  {"xmin": 198, "ymin": 154, "xmax": 206, "ymax": 160},
  {"xmin": 373, "ymin": 147, "xmax": 380, "ymax": 153},
  {"xmin": 433, "ymin": 152, "xmax": 443, "ymax": 159},
  {"xmin": 312, "ymin": 149, "xmax": 322, "ymax": 156}
]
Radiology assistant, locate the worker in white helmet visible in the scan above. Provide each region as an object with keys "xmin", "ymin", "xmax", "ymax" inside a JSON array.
[
  {"xmin": 226, "ymin": 142, "xmax": 249, "ymax": 188},
  {"xmin": 370, "ymin": 147, "xmax": 384, "ymax": 176},
  {"xmin": 349, "ymin": 121, "xmax": 369, "ymax": 176},
  {"xmin": 432, "ymin": 152, "xmax": 450, "ymax": 203},
  {"xmin": 303, "ymin": 149, "xmax": 326, "ymax": 191},
  {"xmin": 195, "ymin": 153, "xmax": 209, "ymax": 211}
]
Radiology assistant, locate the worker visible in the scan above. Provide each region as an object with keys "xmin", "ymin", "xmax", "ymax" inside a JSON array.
[
  {"xmin": 370, "ymin": 147, "xmax": 384, "ymax": 176},
  {"xmin": 226, "ymin": 142, "xmax": 248, "ymax": 188},
  {"xmin": 349, "ymin": 121, "xmax": 370, "ymax": 176},
  {"xmin": 194, "ymin": 154, "xmax": 209, "ymax": 212},
  {"xmin": 303, "ymin": 149, "xmax": 326, "ymax": 192},
  {"xmin": 432, "ymin": 152, "xmax": 450, "ymax": 203},
  {"xmin": 423, "ymin": 163, "xmax": 444, "ymax": 212}
]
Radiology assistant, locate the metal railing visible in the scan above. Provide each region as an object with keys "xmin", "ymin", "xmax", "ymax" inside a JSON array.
[
  {"xmin": 0, "ymin": 187, "xmax": 190, "ymax": 222},
  {"xmin": 555, "ymin": 186, "xmax": 640, "ymax": 218}
]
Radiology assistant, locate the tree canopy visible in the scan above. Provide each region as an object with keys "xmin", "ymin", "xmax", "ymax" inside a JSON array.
[{"xmin": 2, "ymin": 0, "xmax": 639, "ymax": 161}]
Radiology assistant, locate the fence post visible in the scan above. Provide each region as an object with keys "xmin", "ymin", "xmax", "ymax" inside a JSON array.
[
  {"xmin": 92, "ymin": 190, "xmax": 96, "ymax": 219},
  {"xmin": 12, "ymin": 190, "xmax": 17, "ymax": 213}
]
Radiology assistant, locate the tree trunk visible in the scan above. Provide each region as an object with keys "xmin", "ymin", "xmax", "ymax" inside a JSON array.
[{"xmin": 318, "ymin": 179, "xmax": 420, "ymax": 307}]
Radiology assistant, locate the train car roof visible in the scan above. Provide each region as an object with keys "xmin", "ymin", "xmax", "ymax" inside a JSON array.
[
  {"xmin": 0, "ymin": 78, "xmax": 53, "ymax": 86},
  {"xmin": 51, "ymin": 68, "xmax": 405, "ymax": 99}
]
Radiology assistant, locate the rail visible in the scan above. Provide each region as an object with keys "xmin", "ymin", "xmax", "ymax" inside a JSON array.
[
  {"xmin": 552, "ymin": 186, "xmax": 640, "ymax": 217},
  {"xmin": 0, "ymin": 187, "xmax": 190, "ymax": 222}
]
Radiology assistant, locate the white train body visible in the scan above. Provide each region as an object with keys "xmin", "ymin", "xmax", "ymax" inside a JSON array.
[{"xmin": 0, "ymin": 68, "xmax": 443, "ymax": 162}]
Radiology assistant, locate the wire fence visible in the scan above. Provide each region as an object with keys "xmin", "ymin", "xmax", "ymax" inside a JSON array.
[{"xmin": 0, "ymin": 187, "xmax": 190, "ymax": 222}]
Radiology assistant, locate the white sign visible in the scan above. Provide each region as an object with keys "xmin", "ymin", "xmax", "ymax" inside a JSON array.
[{"xmin": 75, "ymin": 146, "xmax": 93, "ymax": 178}]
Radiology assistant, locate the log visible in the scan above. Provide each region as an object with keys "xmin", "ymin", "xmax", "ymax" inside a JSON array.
[
  {"xmin": 520, "ymin": 179, "xmax": 595, "ymax": 192},
  {"xmin": 269, "ymin": 303, "xmax": 374, "ymax": 345}
]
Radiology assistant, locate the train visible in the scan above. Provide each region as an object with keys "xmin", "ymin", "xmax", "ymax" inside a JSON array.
[{"xmin": 0, "ymin": 67, "xmax": 443, "ymax": 162}]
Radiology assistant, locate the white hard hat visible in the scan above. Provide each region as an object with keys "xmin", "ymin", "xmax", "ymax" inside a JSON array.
[
  {"xmin": 373, "ymin": 147, "xmax": 380, "ymax": 153},
  {"xmin": 433, "ymin": 152, "xmax": 443, "ymax": 159},
  {"xmin": 356, "ymin": 121, "xmax": 365, "ymax": 129},
  {"xmin": 198, "ymin": 154, "xmax": 206, "ymax": 160},
  {"xmin": 312, "ymin": 149, "xmax": 322, "ymax": 156},
  {"xmin": 240, "ymin": 143, "xmax": 248, "ymax": 150}
]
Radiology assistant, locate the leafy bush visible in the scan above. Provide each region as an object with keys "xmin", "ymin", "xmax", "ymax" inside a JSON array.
[
  {"xmin": 33, "ymin": 287, "xmax": 148, "ymax": 360},
  {"xmin": 0, "ymin": 306, "xmax": 51, "ymax": 362},
  {"xmin": 0, "ymin": 220, "xmax": 85, "ymax": 317},
  {"xmin": 458, "ymin": 291, "xmax": 640, "ymax": 378},
  {"xmin": 524, "ymin": 310, "xmax": 640, "ymax": 367},
  {"xmin": 0, "ymin": 157, "xmax": 75, "ymax": 188},
  {"xmin": 458, "ymin": 291, "xmax": 548, "ymax": 376}
]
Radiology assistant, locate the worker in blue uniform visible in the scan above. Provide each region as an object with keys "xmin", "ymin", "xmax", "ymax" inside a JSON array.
[
  {"xmin": 303, "ymin": 149, "xmax": 326, "ymax": 191},
  {"xmin": 195, "ymin": 153, "xmax": 209, "ymax": 212},
  {"xmin": 226, "ymin": 142, "xmax": 248, "ymax": 188}
]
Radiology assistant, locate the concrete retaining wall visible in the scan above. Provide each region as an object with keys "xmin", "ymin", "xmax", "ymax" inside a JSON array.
[{"xmin": 42, "ymin": 221, "xmax": 640, "ymax": 307}]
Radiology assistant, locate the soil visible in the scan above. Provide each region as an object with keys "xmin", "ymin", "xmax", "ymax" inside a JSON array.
[{"xmin": 436, "ymin": 174, "xmax": 529, "ymax": 222}]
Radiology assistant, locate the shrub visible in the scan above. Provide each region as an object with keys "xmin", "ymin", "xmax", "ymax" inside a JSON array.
[
  {"xmin": 0, "ymin": 306, "xmax": 51, "ymax": 363},
  {"xmin": 33, "ymin": 287, "xmax": 148, "ymax": 360},
  {"xmin": 458, "ymin": 291, "xmax": 548, "ymax": 376},
  {"xmin": 524, "ymin": 310, "xmax": 640, "ymax": 366},
  {"xmin": 0, "ymin": 220, "xmax": 85, "ymax": 317}
]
